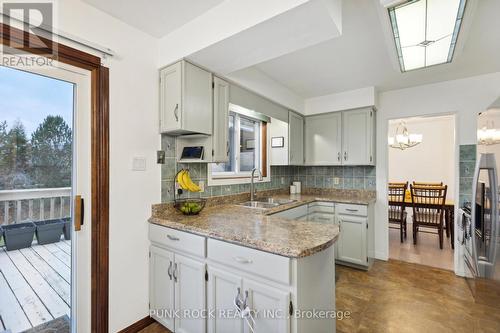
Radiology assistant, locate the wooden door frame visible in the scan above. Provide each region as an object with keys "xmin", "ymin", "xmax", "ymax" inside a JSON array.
[{"xmin": 1, "ymin": 23, "xmax": 110, "ymax": 333}]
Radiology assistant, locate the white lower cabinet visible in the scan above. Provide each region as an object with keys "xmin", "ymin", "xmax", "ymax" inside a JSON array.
[
  {"xmin": 337, "ymin": 214, "xmax": 368, "ymax": 266},
  {"xmin": 150, "ymin": 225, "xmax": 335, "ymax": 333},
  {"xmin": 150, "ymin": 246, "xmax": 175, "ymax": 330},
  {"xmin": 175, "ymin": 254, "xmax": 206, "ymax": 333},
  {"xmin": 243, "ymin": 279, "xmax": 290, "ymax": 333},
  {"xmin": 207, "ymin": 267, "xmax": 244, "ymax": 333},
  {"xmin": 149, "ymin": 245, "xmax": 206, "ymax": 333}
]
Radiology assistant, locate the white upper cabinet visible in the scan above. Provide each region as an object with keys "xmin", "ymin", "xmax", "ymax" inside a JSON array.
[
  {"xmin": 288, "ymin": 111, "xmax": 304, "ymax": 165},
  {"xmin": 212, "ymin": 77, "xmax": 230, "ymax": 163},
  {"xmin": 342, "ymin": 108, "xmax": 375, "ymax": 165},
  {"xmin": 305, "ymin": 112, "xmax": 342, "ymax": 165},
  {"xmin": 159, "ymin": 60, "xmax": 213, "ymax": 135}
]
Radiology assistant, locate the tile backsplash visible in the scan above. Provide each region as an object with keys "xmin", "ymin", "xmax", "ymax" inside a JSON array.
[
  {"xmin": 161, "ymin": 135, "xmax": 376, "ymax": 202},
  {"xmin": 459, "ymin": 144, "xmax": 476, "ymax": 206}
]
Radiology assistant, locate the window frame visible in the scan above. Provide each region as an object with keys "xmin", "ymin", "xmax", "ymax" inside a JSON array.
[{"xmin": 208, "ymin": 105, "xmax": 270, "ymax": 186}]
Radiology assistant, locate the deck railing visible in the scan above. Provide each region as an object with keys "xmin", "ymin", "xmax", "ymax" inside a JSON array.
[{"xmin": 0, "ymin": 187, "xmax": 71, "ymax": 225}]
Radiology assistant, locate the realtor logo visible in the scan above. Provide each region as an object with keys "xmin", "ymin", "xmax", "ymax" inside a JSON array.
[{"xmin": 1, "ymin": 1, "xmax": 56, "ymax": 56}]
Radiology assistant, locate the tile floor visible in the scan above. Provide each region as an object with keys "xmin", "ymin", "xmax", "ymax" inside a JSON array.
[
  {"xmin": 139, "ymin": 260, "xmax": 500, "ymax": 333},
  {"xmin": 389, "ymin": 224, "xmax": 454, "ymax": 271}
]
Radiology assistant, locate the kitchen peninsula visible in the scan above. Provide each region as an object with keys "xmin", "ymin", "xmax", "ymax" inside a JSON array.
[{"xmin": 148, "ymin": 190, "xmax": 375, "ymax": 333}]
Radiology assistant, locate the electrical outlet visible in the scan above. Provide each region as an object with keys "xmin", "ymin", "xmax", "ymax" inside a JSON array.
[
  {"xmin": 281, "ymin": 177, "xmax": 285, "ymax": 185},
  {"xmin": 198, "ymin": 180, "xmax": 205, "ymax": 192},
  {"xmin": 333, "ymin": 177, "xmax": 340, "ymax": 185}
]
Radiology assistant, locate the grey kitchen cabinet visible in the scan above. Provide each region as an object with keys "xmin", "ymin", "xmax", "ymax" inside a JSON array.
[
  {"xmin": 305, "ymin": 112, "xmax": 342, "ymax": 165},
  {"xmin": 212, "ymin": 76, "xmax": 230, "ymax": 163},
  {"xmin": 342, "ymin": 108, "xmax": 375, "ymax": 165},
  {"xmin": 288, "ymin": 111, "xmax": 304, "ymax": 165},
  {"xmin": 159, "ymin": 60, "xmax": 213, "ymax": 135}
]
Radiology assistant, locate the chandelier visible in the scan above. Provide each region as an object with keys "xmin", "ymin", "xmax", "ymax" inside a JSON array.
[
  {"xmin": 477, "ymin": 121, "xmax": 500, "ymax": 145},
  {"xmin": 388, "ymin": 121, "xmax": 423, "ymax": 150}
]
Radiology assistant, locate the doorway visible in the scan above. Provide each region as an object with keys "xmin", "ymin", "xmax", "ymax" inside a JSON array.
[
  {"xmin": 387, "ymin": 115, "xmax": 456, "ymax": 271},
  {"xmin": 0, "ymin": 59, "xmax": 91, "ymax": 332}
]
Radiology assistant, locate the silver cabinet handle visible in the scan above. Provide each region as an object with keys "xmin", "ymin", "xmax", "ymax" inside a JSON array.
[
  {"xmin": 227, "ymin": 141, "xmax": 230, "ymax": 156},
  {"xmin": 174, "ymin": 104, "xmax": 179, "ymax": 122},
  {"xmin": 346, "ymin": 208, "xmax": 358, "ymax": 212},
  {"xmin": 235, "ymin": 287, "xmax": 243, "ymax": 311},
  {"xmin": 173, "ymin": 263, "xmax": 178, "ymax": 282},
  {"xmin": 344, "ymin": 151, "xmax": 347, "ymax": 161},
  {"xmin": 233, "ymin": 256, "xmax": 253, "ymax": 264},
  {"xmin": 167, "ymin": 234, "xmax": 180, "ymax": 241},
  {"xmin": 337, "ymin": 152, "xmax": 341, "ymax": 162},
  {"xmin": 167, "ymin": 261, "xmax": 173, "ymax": 280}
]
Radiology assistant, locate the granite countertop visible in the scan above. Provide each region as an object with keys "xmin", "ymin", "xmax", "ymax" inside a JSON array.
[{"xmin": 149, "ymin": 190, "xmax": 375, "ymax": 258}]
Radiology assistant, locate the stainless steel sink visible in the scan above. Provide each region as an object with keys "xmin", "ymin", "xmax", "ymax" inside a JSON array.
[
  {"xmin": 239, "ymin": 197, "xmax": 296, "ymax": 209},
  {"xmin": 240, "ymin": 201, "xmax": 280, "ymax": 209},
  {"xmin": 257, "ymin": 198, "xmax": 296, "ymax": 205}
]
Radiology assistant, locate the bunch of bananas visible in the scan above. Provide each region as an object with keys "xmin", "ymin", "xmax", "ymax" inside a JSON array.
[{"xmin": 176, "ymin": 169, "xmax": 201, "ymax": 192}]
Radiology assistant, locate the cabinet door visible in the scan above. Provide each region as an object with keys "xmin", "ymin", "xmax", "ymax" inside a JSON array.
[
  {"xmin": 159, "ymin": 62, "xmax": 182, "ymax": 133},
  {"xmin": 149, "ymin": 246, "xmax": 175, "ymax": 330},
  {"xmin": 305, "ymin": 112, "xmax": 342, "ymax": 165},
  {"xmin": 183, "ymin": 61, "xmax": 213, "ymax": 135},
  {"xmin": 174, "ymin": 254, "xmax": 206, "ymax": 333},
  {"xmin": 207, "ymin": 267, "xmax": 244, "ymax": 333},
  {"xmin": 288, "ymin": 112, "xmax": 304, "ymax": 165},
  {"xmin": 342, "ymin": 108, "xmax": 374, "ymax": 165},
  {"xmin": 213, "ymin": 77, "xmax": 230, "ymax": 163},
  {"xmin": 337, "ymin": 215, "xmax": 367, "ymax": 266},
  {"xmin": 244, "ymin": 279, "xmax": 290, "ymax": 333}
]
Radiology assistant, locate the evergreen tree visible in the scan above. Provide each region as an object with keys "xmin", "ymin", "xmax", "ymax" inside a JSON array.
[
  {"xmin": 1, "ymin": 120, "xmax": 32, "ymax": 189},
  {"xmin": 31, "ymin": 116, "xmax": 72, "ymax": 188}
]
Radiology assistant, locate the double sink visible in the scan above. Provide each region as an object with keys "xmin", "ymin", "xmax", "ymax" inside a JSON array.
[{"xmin": 239, "ymin": 197, "xmax": 296, "ymax": 209}]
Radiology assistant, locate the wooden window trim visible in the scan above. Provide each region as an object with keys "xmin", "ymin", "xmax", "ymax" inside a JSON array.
[{"xmin": 1, "ymin": 23, "xmax": 110, "ymax": 333}]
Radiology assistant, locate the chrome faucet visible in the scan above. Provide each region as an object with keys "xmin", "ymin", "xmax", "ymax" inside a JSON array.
[{"xmin": 250, "ymin": 168, "xmax": 263, "ymax": 201}]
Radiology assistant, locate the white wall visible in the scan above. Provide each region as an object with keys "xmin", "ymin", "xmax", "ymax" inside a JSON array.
[
  {"xmin": 388, "ymin": 116, "xmax": 456, "ymax": 201},
  {"xmin": 57, "ymin": 1, "xmax": 160, "ymax": 331},
  {"xmin": 304, "ymin": 87, "xmax": 377, "ymax": 115},
  {"xmin": 375, "ymin": 72, "xmax": 500, "ymax": 271}
]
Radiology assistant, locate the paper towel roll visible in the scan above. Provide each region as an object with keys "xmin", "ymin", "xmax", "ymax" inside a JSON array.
[{"xmin": 292, "ymin": 181, "xmax": 301, "ymax": 194}]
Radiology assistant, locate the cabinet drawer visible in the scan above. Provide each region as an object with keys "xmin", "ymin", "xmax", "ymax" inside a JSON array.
[
  {"xmin": 207, "ymin": 239, "xmax": 290, "ymax": 285},
  {"xmin": 149, "ymin": 224, "xmax": 206, "ymax": 258},
  {"xmin": 308, "ymin": 201, "xmax": 335, "ymax": 214},
  {"xmin": 336, "ymin": 203, "xmax": 367, "ymax": 216},
  {"xmin": 307, "ymin": 212, "xmax": 335, "ymax": 224}
]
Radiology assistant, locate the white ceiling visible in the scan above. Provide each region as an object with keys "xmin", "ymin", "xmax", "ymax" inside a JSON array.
[
  {"xmin": 82, "ymin": 0, "xmax": 224, "ymax": 38},
  {"xmin": 83, "ymin": 0, "xmax": 500, "ymax": 99},
  {"xmin": 253, "ymin": 0, "xmax": 500, "ymax": 97}
]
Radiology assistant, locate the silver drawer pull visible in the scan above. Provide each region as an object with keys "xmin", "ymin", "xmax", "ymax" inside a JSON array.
[
  {"xmin": 233, "ymin": 256, "xmax": 253, "ymax": 264},
  {"xmin": 346, "ymin": 208, "xmax": 358, "ymax": 212},
  {"xmin": 168, "ymin": 261, "xmax": 173, "ymax": 280},
  {"xmin": 167, "ymin": 234, "xmax": 180, "ymax": 241}
]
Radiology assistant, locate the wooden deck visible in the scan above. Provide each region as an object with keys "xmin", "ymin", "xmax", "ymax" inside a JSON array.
[{"xmin": 0, "ymin": 240, "xmax": 71, "ymax": 332}]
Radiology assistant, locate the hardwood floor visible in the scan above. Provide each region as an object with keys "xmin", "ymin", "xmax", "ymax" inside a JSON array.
[
  {"xmin": 389, "ymin": 225, "xmax": 454, "ymax": 271},
  {"xmin": 139, "ymin": 260, "xmax": 500, "ymax": 333}
]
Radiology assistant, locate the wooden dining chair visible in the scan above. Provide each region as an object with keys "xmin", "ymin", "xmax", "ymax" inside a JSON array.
[
  {"xmin": 412, "ymin": 181, "xmax": 443, "ymax": 186},
  {"xmin": 410, "ymin": 184, "xmax": 448, "ymax": 249},
  {"xmin": 388, "ymin": 182, "xmax": 408, "ymax": 243}
]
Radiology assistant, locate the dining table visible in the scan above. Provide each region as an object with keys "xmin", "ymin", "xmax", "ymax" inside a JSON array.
[{"xmin": 389, "ymin": 197, "xmax": 455, "ymax": 249}]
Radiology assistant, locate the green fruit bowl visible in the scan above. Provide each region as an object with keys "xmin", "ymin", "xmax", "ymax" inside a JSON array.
[{"xmin": 174, "ymin": 198, "xmax": 207, "ymax": 215}]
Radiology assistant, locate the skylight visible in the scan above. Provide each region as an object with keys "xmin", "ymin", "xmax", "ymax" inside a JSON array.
[{"xmin": 388, "ymin": 0, "xmax": 467, "ymax": 72}]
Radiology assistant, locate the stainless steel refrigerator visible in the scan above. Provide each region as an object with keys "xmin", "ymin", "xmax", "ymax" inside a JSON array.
[{"xmin": 468, "ymin": 106, "xmax": 500, "ymax": 308}]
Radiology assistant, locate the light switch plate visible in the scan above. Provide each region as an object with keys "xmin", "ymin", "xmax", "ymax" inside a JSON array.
[
  {"xmin": 157, "ymin": 151, "xmax": 165, "ymax": 164},
  {"xmin": 132, "ymin": 157, "xmax": 147, "ymax": 171}
]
